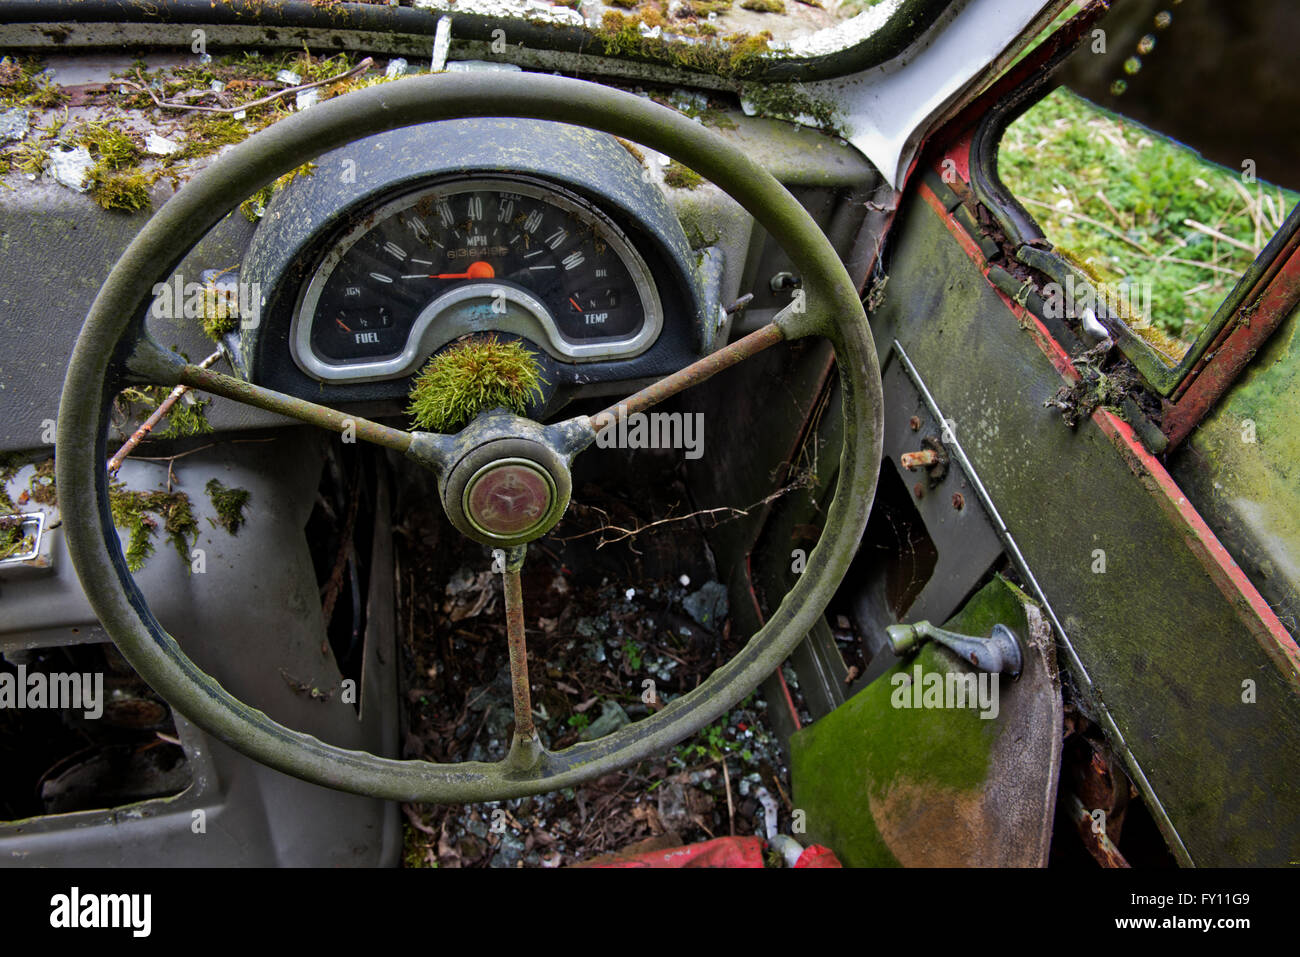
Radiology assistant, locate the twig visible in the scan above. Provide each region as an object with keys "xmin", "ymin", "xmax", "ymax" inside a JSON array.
[
  {"xmin": 107, "ymin": 350, "xmax": 222, "ymax": 476},
  {"xmin": 124, "ymin": 57, "xmax": 373, "ymax": 115},
  {"xmin": 402, "ymin": 803, "xmax": 437, "ymax": 837},
  {"xmin": 1093, "ymin": 189, "xmax": 1125, "ymax": 231},
  {"xmin": 720, "ymin": 756, "xmax": 735, "ymax": 837},
  {"xmin": 1183, "ymin": 218, "xmax": 1258, "ymax": 254},
  {"xmin": 1153, "ymin": 254, "xmax": 1243, "ymax": 277},
  {"xmin": 556, "ymin": 477, "xmax": 812, "ymax": 548},
  {"xmin": 1018, "ymin": 197, "xmax": 1152, "ymax": 254},
  {"xmin": 1229, "ymin": 179, "xmax": 1264, "ymax": 254}
]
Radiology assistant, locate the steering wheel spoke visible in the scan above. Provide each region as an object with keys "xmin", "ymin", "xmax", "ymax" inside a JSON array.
[
  {"xmin": 580, "ymin": 322, "xmax": 786, "ymax": 443},
  {"xmin": 175, "ymin": 362, "xmax": 414, "ymax": 454}
]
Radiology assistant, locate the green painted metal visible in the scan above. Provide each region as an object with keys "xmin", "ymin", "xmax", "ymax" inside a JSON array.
[
  {"xmin": 55, "ymin": 72, "xmax": 884, "ymax": 803},
  {"xmin": 789, "ymin": 576, "xmax": 1039, "ymax": 867},
  {"xmin": 869, "ymin": 191, "xmax": 1300, "ymax": 865},
  {"xmin": 1170, "ymin": 300, "xmax": 1300, "ymax": 641}
]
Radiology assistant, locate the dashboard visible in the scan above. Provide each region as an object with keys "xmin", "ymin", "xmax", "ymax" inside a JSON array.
[{"xmin": 241, "ymin": 119, "xmax": 713, "ymax": 412}]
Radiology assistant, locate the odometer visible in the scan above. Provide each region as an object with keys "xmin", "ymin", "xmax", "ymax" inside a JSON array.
[{"xmin": 292, "ymin": 176, "xmax": 663, "ymax": 382}]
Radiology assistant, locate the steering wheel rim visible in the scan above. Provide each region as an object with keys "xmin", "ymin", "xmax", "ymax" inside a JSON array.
[{"xmin": 56, "ymin": 72, "xmax": 884, "ymax": 803}]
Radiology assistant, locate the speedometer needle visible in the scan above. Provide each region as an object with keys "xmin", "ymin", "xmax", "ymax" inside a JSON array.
[{"xmin": 415, "ymin": 261, "xmax": 496, "ymax": 280}]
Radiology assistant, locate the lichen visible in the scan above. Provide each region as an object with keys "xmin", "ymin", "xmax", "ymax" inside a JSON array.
[
  {"xmin": 740, "ymin": 0, "xmax": 785, "ymax": 11},
  {"xmin": 407, "ymin": 335, "xmax": 547, "ymax": 433},
  {"xmin": 205, "ymin": 478, "xmax": 251, "ymax": 534},
  {"xmin": 108, "ymin": 484, "xmax": 199, "ymax": 573}
]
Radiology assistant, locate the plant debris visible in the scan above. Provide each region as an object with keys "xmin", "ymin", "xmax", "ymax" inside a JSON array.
[
  {"xmin": 395, "ymin": 443, "xmax": 794, "ymax": 867},
  {"xmin": 108, "ymin": 484, "xmax": 199, "ymax": 573},
  {"xmin": 206, "ymin": 479, "xmax": 251, "ymax": 535}
]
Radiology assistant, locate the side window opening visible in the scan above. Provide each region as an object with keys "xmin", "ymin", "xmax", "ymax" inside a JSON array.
[
  {"xmin": 1000, "ymin": 85, "xmax": 1297, "ymax": 354},
  {"xmin": 984, "ymin": 0, "xmax": 1300, "ymax": 400}
]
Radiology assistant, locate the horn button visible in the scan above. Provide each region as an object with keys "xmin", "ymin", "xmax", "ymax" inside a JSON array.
[
  {"xmin": 442, "ymin": 438, "xmax": 572, "ymax": 547},
  {"xmin": 466, "ymin": 460, "xmax": 554, "ymax": 537}
]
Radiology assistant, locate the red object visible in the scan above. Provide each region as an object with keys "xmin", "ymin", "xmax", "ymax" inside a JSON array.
[
  {"xmin": 431, "ymin": 260, "xmax": 496, "ymax": 280},
  {"xmin": 588, "ymin": 835, "xmax": 842, "ymax": 868},
  {"xmin": 793, "ymin": 844, "xmax": 842, "ymax": 868}
]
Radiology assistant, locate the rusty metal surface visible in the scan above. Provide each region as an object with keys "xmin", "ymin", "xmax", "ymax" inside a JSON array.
[
  {"xmin": 502, "ymin": 546, "xmax": 534, "ymax": 741},
  {"xmin": 1162, "ymin": 241, "xmax": 1300, "ymax": 449},
  {"xmin": 178, "ymin": 364, "xmax": 413, "ymax": 453}
]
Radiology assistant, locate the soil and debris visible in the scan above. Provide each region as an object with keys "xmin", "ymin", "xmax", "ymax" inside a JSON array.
[{"xmin": 393, "ymin": 445, "xmax": 797, "ymax": 867}]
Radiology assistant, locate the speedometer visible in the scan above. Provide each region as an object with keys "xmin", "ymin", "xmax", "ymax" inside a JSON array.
[{"xmin": 291, "ymin": 176, "xmax": 663, "ymax": 382}]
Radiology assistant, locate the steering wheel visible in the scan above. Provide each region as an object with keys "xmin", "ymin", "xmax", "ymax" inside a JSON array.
[{"xmin": 57, "ymin": 72, "xmax": 884, "ymax": 804}]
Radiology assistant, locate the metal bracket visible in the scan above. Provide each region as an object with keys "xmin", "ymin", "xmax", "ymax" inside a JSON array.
[{"xmin": 0, "ymin": 512, "xmax": 44, "ymax": 565}]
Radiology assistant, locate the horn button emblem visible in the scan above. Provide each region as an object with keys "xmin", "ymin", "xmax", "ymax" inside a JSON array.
[{"xmin": 465, "ymin": 460, "xmax": 555, "ymax": 537}]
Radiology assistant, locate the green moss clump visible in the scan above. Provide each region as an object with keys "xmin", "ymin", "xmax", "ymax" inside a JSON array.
[
  {"xmin": 739, "ymin": 81, "xmax": 842, "ymax": 135},
  {"xmin": 76, "ymin": 120, "xmax": 157, "ymax": 213},
  {"xmin": 200, "ymin": 284, "xmax": 241, "ymax": 340},
  {"xmin": 78, "ymin": 122, "xmax": 140, "ymax": 168},
  {"xmin": 679, "ymin": 0, "xmax": 733, "ymax": 13},
  {"xmin": 740, "ymin": 0, "xmax": 785, "ymax": 10},
  {"xmin": 596, "ymin": 12, "xmax": 772, "ymax": 77},
  {"xmin": 663, "ymin": 159, "xmax": 704, "ymax": 189},
  {"xmin": 108, "ymin": 484, "xmax": 199, "ymax": 573},
  {"xmin": 10, "ymin": 141, "xmax": 49, "ymax": 176},
  {"xmin": 407, "ymin": 335, "xmax": 547, "ymax": 433},
  {"xmin": 240, "ymin": 161, "xmax": 316, "ymax": 221},
  {"xmin": 206, "ymin": 479, "xmax": 251, "ymax": 535},
  {"xmin": 175, "ymin": 115, "xmax": 250, "ymax": 161},
  {"xmin": 698, "ymin": 106, "xmax": 737, "ymax": 129},
  {"xmin": 0, "ymin": 464, "xmax": 18, "ymax": 514},
  {"xmin": 0, "ymin": 57, "xmax": 68, "ymax": 108},
  {"xmin": 88, "ymin": 167, "xmax": 154, "ymax": 212}
]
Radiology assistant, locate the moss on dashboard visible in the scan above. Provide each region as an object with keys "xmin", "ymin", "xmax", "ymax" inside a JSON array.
[
  {"xmin": 108, "ymin": 484, "xmax": 199, "ymax": 573},
  {"xmin": 206, "ymin": 479, "xmax": 251, "ymax": 535}
]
